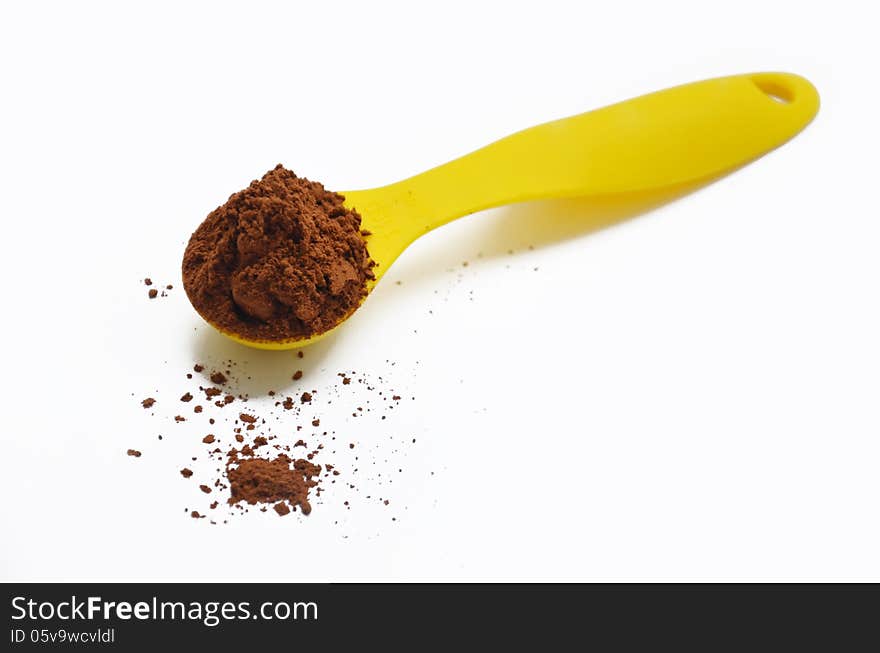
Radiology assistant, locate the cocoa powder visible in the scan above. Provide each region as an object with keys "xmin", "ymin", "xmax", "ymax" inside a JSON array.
[
  {"xmin": 227, "ymin": 454, "xmax": 321, "ymax": 515},
  {"xmin": 135, "ymin": 354, "xmax": 415, "ymax": 523},
  {"xmin": 182, "ymin": 165, "xmax": 375, "ymax": 342}
]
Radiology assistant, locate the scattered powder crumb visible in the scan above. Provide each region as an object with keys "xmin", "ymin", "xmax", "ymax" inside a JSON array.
[
  {"xmin": 141, "ymin": 398, "xmax": 156, "ymax": 409},
  {"xmin": 180, "ymin": 468, "xmax": 193, "ymax": 478},
  {"xmin": 127, "ymin": 449, "xmax": 142, "ymax": 457}
]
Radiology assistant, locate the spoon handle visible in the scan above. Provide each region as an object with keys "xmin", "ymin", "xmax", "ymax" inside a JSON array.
[{"xmin": 344, "ymin": 72, "xmax": 818, "ymax": 245}]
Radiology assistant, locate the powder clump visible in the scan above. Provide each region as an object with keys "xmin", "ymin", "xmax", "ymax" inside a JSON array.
[
  {"xmin": 227, "ymin": 454, "xmax": 321, "ymax": 516},
  {"xmin": 182, "ymin": 165, "xmax": 375, "ymax": 342}
]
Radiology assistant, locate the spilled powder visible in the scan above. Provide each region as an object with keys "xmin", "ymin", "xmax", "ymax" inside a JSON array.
[
  {"xmin": 132, "ymin": 311, "xmax": 418, "ymax": 524},
  {"xmin": 144, "ymin": 277, "xmax": 174, "ymax": 299},
  {"xmin": 227, "ymin": 455, "xmax": 322, "ymax": 516}
]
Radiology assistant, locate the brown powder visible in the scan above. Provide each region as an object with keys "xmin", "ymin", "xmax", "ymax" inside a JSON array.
[
  {"xmin": 227, "ymin": 454, "xmax": 321, "ymax": 515},
  {"xmin": 182, "ymin": 165, "xmax": 375, "ymax": 342},
  {"xmin": 141, "ymin": 397, "xmax": 156, "ymax": 409},
  {"xmin": 127, "ymin": 449, "xmax": 142, "ymax": 457},
  {"xmin": 210, "ymin": 371, "xmax": 227, "ymax": 385},
  {"xmin": 136, "ymin": 358, "xmax": 414, "ymax": 524}
]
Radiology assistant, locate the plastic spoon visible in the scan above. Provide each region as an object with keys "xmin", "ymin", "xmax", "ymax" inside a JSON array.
[{"xmin": 220, "ymin": 71, "xmax": 819, "ymax": 350}]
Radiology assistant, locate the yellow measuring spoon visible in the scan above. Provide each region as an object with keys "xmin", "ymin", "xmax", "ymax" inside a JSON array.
[{"xmin": 222, "ymin": 71, "xmax": 819, "ymax": 350}]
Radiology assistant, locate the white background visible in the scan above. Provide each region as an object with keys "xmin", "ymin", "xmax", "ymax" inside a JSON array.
[{"xmin": 1, "ymin": 1, "xmax": 878, "ymax": 581}]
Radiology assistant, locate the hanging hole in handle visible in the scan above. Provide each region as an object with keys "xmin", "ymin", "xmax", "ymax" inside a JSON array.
[{"xmin": 752, "ymin": 76, "xmax": 795, "ymax": 104}]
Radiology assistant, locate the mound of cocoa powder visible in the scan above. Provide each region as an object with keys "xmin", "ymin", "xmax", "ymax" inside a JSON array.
[
  {"xmin": 182, "ymin": 165, "xmax": 375, "ymax": 342},
  {"xmin": 227, "ymin": 454, "xmax": 321, "ymax": 516}
]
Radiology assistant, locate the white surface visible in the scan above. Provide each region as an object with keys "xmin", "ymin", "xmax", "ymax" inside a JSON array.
[{"xmin": 1, "ymin": 1, "xmax": 878, "ymax": 582}]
